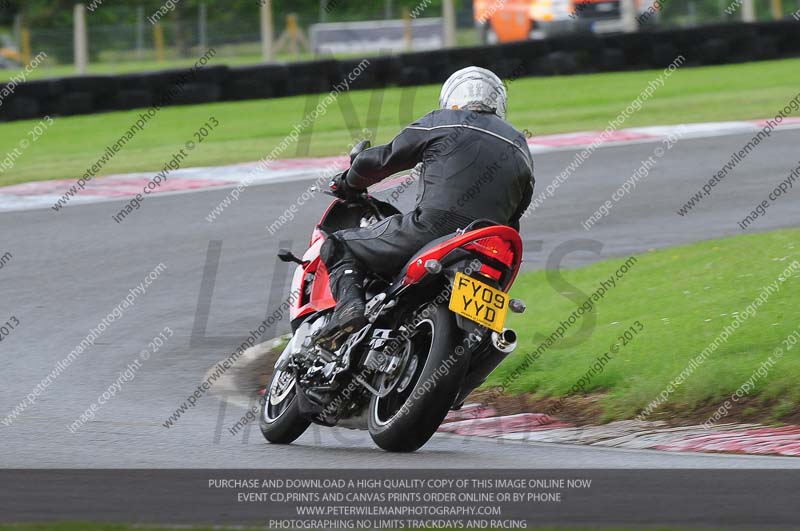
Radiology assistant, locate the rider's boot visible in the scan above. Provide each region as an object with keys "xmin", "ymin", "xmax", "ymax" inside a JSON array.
[{"xmin": 316, "ymin": 268, "xmax": 367, "ymax": 350}]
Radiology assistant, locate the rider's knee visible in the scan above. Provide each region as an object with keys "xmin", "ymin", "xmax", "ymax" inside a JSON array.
[{"xmin": 320, "ymin": 236, "xmax": 343, "ymax": 268}]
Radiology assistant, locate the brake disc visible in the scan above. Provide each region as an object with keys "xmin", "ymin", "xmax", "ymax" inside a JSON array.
[{"xmin": 374, "ymin": 340, "xmax": 416, "ymax": 397}]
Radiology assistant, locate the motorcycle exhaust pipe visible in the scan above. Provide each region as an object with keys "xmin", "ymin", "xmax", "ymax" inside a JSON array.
[
  {"xmin": 491, "ymin": 328, "xmax": 517, "ymax": 354},
  {"xmin": 453, "ymin": 328, "xmax": 518, "ymax": 407}
]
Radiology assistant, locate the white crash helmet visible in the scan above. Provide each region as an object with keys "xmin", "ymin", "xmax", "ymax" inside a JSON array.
[{"xmin": 439, "ymin": 66, "xmax": 507, "ymax": 120}]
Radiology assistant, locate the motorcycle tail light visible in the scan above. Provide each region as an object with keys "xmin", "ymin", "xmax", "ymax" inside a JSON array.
[
  {"xmin": 464, "ymin": 236, "xmax": 516, "ymax": 267},
  {"xmin": 479, "ymin": 263, "xmax": 503, "ymax": 281}
]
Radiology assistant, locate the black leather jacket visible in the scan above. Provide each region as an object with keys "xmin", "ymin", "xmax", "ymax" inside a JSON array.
[{"xmin": 347, "ymin": 109, "xmax": 535, "ymax": 230}]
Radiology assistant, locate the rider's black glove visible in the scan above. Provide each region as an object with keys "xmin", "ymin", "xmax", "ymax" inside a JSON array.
[{"xmin": 329, "ymin": 171, "xmax": 365, "ymax": 201}]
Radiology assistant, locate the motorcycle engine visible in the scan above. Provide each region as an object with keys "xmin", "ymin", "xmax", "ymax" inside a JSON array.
[{"xmin": 288, "ymin": 315, "xmax": 328, "ymax": 366}]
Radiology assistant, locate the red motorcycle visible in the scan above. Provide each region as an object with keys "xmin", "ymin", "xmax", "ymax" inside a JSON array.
[{"xmin": 260, "ymin": 141, "xmax": 527, "ymax": 452}]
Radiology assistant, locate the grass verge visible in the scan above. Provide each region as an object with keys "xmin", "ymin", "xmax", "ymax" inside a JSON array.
[
  {"xmin": 491, "ymin": 227, "xmax": 800, "ymax": 424},
  {"xmin": 1, "ymin": 58, "xmax": 800, "ymax": 187}
]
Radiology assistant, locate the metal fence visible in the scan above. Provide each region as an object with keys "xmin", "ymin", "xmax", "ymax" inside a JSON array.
[{"xmin": 9, "ymin": 4, "xmax": 455, "ymax": 70}]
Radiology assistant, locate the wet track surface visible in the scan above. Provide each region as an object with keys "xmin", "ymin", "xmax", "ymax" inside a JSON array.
[{"xmin": 2, "ymin": 129, "xmax": 799, "ymax": 468}]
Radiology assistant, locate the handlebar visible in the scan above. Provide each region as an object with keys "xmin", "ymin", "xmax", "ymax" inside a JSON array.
[
  {"xmin": 347, "ymin": 191, "xmax": 384, "ymax": 220},
  {"xmin": 316, "ymin": 186, "xmax": 385, "ymax": 221}
]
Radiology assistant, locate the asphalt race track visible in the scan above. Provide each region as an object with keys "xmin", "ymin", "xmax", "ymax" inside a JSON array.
[{"xmin": 2, "ymin": 129, "xmax": 800, "ymax": 468}]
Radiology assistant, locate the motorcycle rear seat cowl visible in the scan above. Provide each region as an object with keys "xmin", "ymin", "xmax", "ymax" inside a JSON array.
[{"xmin": 399, "ymin": 219, "xmax": 502, "ymax": 271}]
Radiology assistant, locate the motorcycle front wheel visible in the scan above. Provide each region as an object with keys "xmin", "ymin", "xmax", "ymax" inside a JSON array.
[
  {"xmin": 367, "ymin": 303, "xmax": 469, "ymax": 452},
  {"xmin": 259, "ymin": 368, "xmax": 310, "ymax": 444}
]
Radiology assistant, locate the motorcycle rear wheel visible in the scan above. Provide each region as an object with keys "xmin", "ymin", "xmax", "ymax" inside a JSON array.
[{"xmin": 367, "ymin": 304, "xmax": 469, "ymax": 452}]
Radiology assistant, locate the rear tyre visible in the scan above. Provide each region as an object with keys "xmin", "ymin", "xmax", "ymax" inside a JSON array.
[
  {"xmin": 259, "ymin": 368, "xmax": 311, "ymax": 444},
  {"xmin": 367, "ymin": 304, "xmax": 469, "ymax": 452}
]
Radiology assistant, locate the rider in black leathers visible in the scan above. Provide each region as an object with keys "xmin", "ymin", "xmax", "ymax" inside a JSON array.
[{"xmin": 318, "ymin": 67, "xmax": 534, "ymax": 346}]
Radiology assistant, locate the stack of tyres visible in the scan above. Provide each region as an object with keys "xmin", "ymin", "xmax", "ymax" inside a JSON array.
[
  {"xmin": 649, "ymin": 28, "xmax": 697, "ymax": 67},
  {"xmin": 548, "ymin": 34, "xmax": 605, "ymax": 73},
  {"xmin": 286, "ymin": 59, "xmax": 339, "ymax": 96},
  {"xmin": 335, "ymin": 57, "xmax": 381, "ymax": 90},
  {"xmin": 365, "ymin": 55, "xmax": 404, "ymax": 88},
  {"xmin": 60, "ymin": 75, "xmax": 118, "ymax": 115},
  {"xmin": 156, "ymin": 65, "xmax": 228, "ymax": 106},
  {"xmin": 395, "ymin": 49, "xmax": 452, "ymax": 86},
  {"xmin": 495, "ymin": 40, "xmax": 553, "ymax": 76},
  {"xmin": 446, "ymin": 45, "xmax": 503, "ymax": 74},
  {"xmin": 601, "ymin": 33, "xmax": 655, "ymax": 69},
  {"xmin": 755, "ymin": 20, "xmax": 800, "ymax": 57},
  {"xmin": 0, "ymin": 79, "xmax": 63, "ymax": 121},
  {"xmin": 115, "ymin": 72, "xmax": 157, "ymax": 110},
  {"xmin": 223, "ymin": 64, "xmax": 290, "ymax": 101}
]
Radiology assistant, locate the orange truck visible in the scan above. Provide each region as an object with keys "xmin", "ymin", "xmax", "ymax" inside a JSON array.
[{"xmin": 474, "ymin": 0, "xmax": 656, "ymax": 42}]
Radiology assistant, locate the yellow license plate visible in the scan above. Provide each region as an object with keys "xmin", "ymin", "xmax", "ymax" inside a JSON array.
[{"xmin": 448, "ymin": 272, "xmax": 509, "ymax": 333}]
